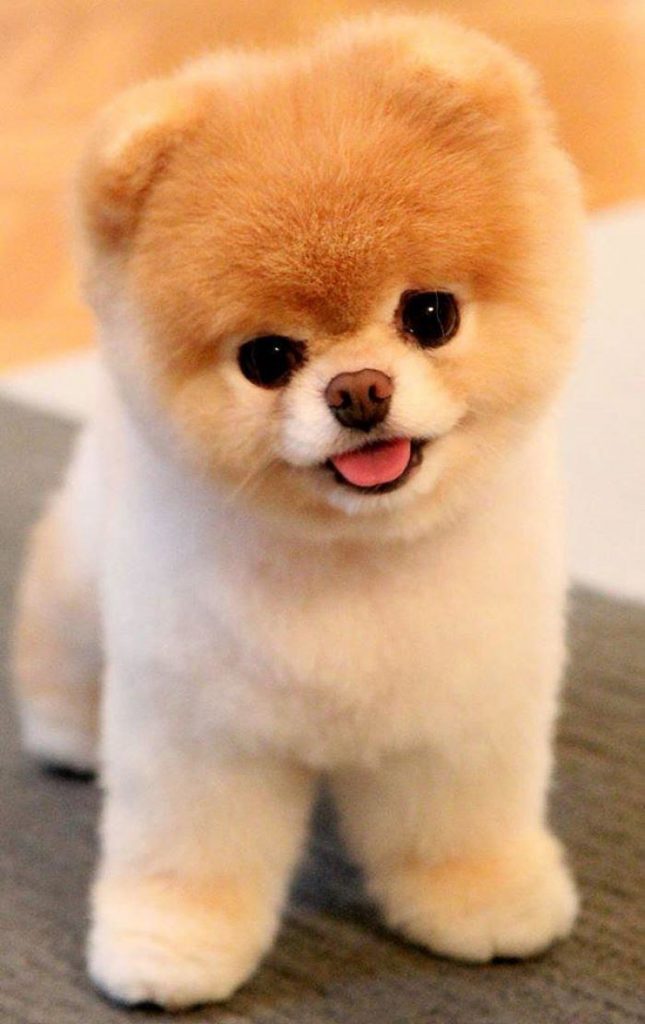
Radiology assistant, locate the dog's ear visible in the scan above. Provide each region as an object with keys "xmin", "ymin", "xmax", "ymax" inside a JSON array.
[
  {"xmin": 76, "ymin": 75, "xmax": 210, "ymax": 249},
  {"xmin": 404, "ymin": 16, "xmax": 553, "ymax": 136},
  {"xmin": 327, "ymin": 15, "xmax": 551, "ymax": 139}
]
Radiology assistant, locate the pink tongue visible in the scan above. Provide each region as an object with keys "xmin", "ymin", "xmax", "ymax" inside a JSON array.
[{"xmin": 331, "ymin": 438, "xmax": 412, "ymax": 488}]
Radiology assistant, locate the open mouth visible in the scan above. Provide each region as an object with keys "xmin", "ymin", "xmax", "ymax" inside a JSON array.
[{"xmin": 325, "ymin": 437, "xmax": 426, "ymax": 494}]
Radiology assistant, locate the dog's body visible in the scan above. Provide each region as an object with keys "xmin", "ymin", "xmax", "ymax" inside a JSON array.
[{"xmin": 14, "ymin": 15, "xmax": 585, "ymax": 1010}]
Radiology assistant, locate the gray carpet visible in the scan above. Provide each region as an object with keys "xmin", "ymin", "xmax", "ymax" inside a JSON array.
[{"xmin": 0, "ymin": 396, "xmax": 643, "ymax": 1024}]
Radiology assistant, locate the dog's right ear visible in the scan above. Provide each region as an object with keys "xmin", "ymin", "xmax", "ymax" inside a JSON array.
[{"xmin": 76, "ymin": 76, "xmax": 210, "ymax": 250}]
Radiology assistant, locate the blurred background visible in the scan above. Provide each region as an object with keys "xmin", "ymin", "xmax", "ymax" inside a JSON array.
[{"xmin": 1, "ymin": 0, "xmax": 643, "ymax": 598}]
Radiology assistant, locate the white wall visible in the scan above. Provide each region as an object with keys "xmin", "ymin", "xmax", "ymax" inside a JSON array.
[{"xmin": 562, "ymin": 203, "xmax": 645, "ymax": 602}]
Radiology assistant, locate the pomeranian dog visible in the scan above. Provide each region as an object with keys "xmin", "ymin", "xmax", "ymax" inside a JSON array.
[{"xmin": 13, "ymin": 14, "xmax": 585, "ymax": 1010}]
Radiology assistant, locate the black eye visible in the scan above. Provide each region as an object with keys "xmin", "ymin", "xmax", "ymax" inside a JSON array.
[
  {"xmin": 399, "ymin": 290, "xmax": 459, "ymax": 348},
  {"xmin": 238, "ymin": 335, "xmax": 306, "ymax": 389}
]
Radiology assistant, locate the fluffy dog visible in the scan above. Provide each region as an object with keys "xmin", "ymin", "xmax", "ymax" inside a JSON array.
[{"xmin": 13, "ymin": 14, "xmax": 585, "ymax": 1010}]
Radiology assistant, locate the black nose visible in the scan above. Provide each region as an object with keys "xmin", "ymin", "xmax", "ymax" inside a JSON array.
[{"xmin": 325, "ymin": 368, "xmax": 393, "ymax": 432}]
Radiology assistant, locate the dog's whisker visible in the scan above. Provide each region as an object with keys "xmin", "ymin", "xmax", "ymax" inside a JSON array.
[{"xmin": 223, "ymin": 457, "xmax": 280, "ymax": 504}]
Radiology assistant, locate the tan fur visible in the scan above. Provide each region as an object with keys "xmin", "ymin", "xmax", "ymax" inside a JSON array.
[
  {"xmin": 15, "ymin": 14, "xmax": 586, "ymax": 1009},
  {"xmin": 13, "ymin": 490, "xmax": 99, "ymax": 769},
  {"xmin": 374, "ymin": 830, "xmax": 577, "ymax": 961},
  {"xmin": 77, "ymin": 15, "xmax": 583, "ymax": 522},
  {"xmin": 91, "ymin": 871, "xmax": 277, "ymax": 1009}
]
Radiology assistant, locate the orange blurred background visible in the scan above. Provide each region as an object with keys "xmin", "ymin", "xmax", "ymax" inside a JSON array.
[{"xmin": 2, "ymin": 0, "xmax": 643, "ymax": 369}]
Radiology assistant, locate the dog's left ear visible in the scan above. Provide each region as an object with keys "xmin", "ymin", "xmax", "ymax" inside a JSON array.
[
  {"xmin": 76, "ymin": 75, "xmax": 210, "ymax": 250},
  {"xmin": 403, "ymin": 15, "xmax": 554, "ymax": 138},
  {"xmin": 327, "ymin": 15, "xmax": 553, "ymax": 140}
]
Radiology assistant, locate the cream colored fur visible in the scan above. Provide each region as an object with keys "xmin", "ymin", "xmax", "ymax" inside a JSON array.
[{"xmin": 13, "ymin": 15, "xmax": 584, "ymax": 1011}]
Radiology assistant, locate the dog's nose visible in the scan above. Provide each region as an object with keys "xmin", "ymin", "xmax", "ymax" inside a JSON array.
[{"xmin": 325, "ymin": 368, "xmax": 393, "ymax": 432}]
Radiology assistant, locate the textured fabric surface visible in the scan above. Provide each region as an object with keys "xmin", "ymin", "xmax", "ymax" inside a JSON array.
[{"xmin": 0, "ymin": 397, "xmax": 642, "ymax": 1024}]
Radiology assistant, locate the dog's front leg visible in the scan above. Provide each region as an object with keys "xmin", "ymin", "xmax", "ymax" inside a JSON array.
[
  {"xmin": 89, "ymin": 666, "xmax": 315, "ymax": 1010},
  {"xmin": 332, "ymin": 717, "xmax": 577, "ymax": 963}
]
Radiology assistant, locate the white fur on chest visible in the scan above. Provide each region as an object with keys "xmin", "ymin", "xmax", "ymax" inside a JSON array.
[{"xmin": 99, "ymin": 410, "xmax": 565, "ymax": 768}]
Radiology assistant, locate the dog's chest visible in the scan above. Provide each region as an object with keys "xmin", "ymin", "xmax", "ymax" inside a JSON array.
[
  {"xmin": 164, "ymin": 531, "xmax": 487, "ymax": 764},
  {"xmin": 108, "ymin": 478, "xmax": 523, "ymax": 766}
]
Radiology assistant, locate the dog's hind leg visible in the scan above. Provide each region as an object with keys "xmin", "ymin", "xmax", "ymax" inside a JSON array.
[{"xmin": 12, "ymin": 426, "xmax": 103, "ymax": 774}]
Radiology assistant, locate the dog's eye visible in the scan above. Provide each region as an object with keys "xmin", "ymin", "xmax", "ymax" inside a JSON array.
[
  {"xmin": 399, "ymin": 290, "xmax": 459, "ymax": 348},
  {"xmin": 238, "ymin": 336, "xmax": 306, "ymax": 389}
]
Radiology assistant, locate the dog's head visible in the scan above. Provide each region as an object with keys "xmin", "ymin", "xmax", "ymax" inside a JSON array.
[{"xmin": 77, "ymin": 15, "xmax": 584, "ymax": 536}]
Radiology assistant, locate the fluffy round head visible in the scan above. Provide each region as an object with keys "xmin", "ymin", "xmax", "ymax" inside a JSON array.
[{"xmin": 77, "ymin": 15, "xmax": 585, "ymax": 536}]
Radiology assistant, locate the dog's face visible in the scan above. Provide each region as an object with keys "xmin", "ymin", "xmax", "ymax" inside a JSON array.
[{"xmin": 79, "ymin": 17, "xmax": 584, "ymax": 534}]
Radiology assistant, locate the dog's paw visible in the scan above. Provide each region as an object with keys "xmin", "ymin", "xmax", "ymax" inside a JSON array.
[
  {"xmin": 89, "ymin": 874, "xmax": 274, "ymax": 1010},
  {"xmin": 375, "ymin": 830, "xmax": 578, "ymax": 963},
  {"xmin": 20, "ymin": 701, "xmax": 98, "ymax": 774}
]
